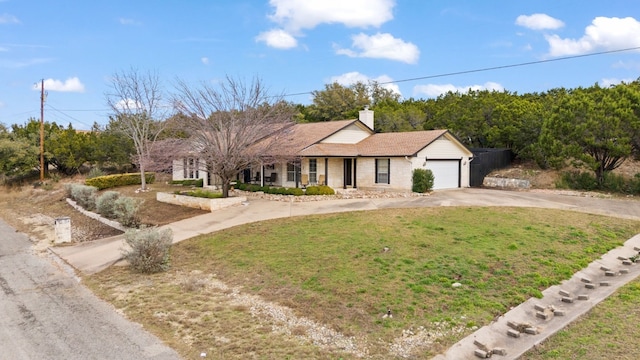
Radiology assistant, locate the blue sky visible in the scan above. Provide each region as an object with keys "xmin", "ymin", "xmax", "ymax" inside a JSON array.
[{"xmin": 1, "ymin": 0, "xmax": 639, "ymax": 130}]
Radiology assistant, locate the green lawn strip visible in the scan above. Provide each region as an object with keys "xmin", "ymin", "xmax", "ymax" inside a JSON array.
[
  {"xmin": 522, "ymin": 278, "xmax": 640, "ymax": 360},
  {"xmin": 87, "ymin": 207, "xmax": 640, "ymax": 358}
]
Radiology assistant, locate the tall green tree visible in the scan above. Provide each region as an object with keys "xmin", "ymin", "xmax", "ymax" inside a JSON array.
[
  {"xmin": 540, "ymin": 83, "xmax": 640, "ymax": 185},
  {"xmin": 0, "ymin": 124, "xmax": 39, "ymax": 179},
  {"xmin": 306, "ymin": 81, "xmax": 400, "ymax": 122}
]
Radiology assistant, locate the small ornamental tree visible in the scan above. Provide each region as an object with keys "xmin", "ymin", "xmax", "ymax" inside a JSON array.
[{"xmin": 412, "ymin": 169, "xmax": 434, "ymax": 193}]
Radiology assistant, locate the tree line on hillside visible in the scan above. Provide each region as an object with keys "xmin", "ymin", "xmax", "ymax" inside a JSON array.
[{"xmin": 1, "ymin": 69, "xmax": 639, "ymax": 192}]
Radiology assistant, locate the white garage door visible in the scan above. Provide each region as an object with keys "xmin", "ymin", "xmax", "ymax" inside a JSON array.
[{"xmin": 426, "ymin": 160, "xmax": 460, "ymax": 190}]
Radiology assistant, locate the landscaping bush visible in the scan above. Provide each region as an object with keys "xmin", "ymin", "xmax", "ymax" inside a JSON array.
[
  {"xmin": 286, "ymin": 187, "xmax": 304, "ymax": 196},
  {"xmin": 169, "ymin": 179, "xmax": 204, "ymax": 187},
  {"xmin": 304, "ymin": 185, "xmax": 335, "ymax": 195},
  {"xmin": 113, "ymin": 196, "xmax": 141, "ymax": 228},
  {"xmin": 412, "ymin": 168, "xmax": 434, "ymax": 193},
  {"xmin": 602, "ymin": 173, "xmax": 630, "ymax": 193},
  {"xmin": 629, "ymin": 173, "xmax": 640, "ymax": 194},
  {"xmin": 85, "ymin": 172, "xmax": 155, "ymax": 190},
  {"xmin": 176, "ymin": 189, "xmax": 223, "ymax": 199},
  {"xmin": 95, "ymin": 191, "xmax": 121, "ymax": 219},
  {"xmin": 86, "ymin": 167, "xmax": 106, "ymax": 179},
  {"xmin": 66, "ymin": 183, "xmax": 98, "ymax": 210},
  {"xmin": 121, "ymin": 227, "xmax": 173, "ymax": 273},
  {"xmin": 556, "ymin": 171, "xmax": 599, "ymax": 191}
]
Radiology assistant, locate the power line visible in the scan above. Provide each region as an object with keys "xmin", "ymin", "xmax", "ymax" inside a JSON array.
[
  {"xmin": 282, "ymin": 46, "xmax": 640, "ymax": 97},
  {"xmin": 45, "ymin": 103, "xmax": 97, "ymax": 129}
]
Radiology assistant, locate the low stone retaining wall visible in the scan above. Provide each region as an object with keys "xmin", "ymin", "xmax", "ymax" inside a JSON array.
[
  {"xmin": 156, "ymin": 192, "xmax": 246, "ymax": 212},
  {"xmin": 483, "ymin": 177, "xmax": 531, "ymax": 190},
  {"xmin": 66, "ymin": 198, "xmax": 126, "ymax": 232}
]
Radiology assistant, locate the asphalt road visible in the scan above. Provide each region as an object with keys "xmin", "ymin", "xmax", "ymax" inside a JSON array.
[{"xmin": 0, "ymin": 219, "xmax": 180, "ymax": 360}]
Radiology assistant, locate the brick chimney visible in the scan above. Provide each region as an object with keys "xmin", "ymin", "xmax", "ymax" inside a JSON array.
[{"xmin": 359, "ymin": 106, "xmax": 374, "ymax": 131}]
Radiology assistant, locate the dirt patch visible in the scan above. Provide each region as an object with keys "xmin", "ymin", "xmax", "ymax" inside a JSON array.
[{"xmin": 0, "ymin": 178, "xmax": 207, "ymax": 250}]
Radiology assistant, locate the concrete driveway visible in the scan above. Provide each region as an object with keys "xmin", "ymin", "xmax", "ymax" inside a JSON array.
[{"xmin": 53, "ymin": 188, "xmax": 640, "ymax": 275}]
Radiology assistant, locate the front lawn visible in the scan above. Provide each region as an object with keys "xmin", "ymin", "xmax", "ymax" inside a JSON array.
[{"xmin": 86, "ymin": 207, "xmax": 640, "ymax": 359}]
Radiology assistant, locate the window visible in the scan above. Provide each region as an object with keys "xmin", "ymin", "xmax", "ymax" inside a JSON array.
[
  {"xmin": 287, "ymin": 162, "xmax": 296, "ymax": 182},
  {"xmin": 309, "ymin": 159, "xmax": 317, "ymax": 183},
  {"xmin": 183, "ymin": 158, "xmax": 199, "ymax": 179},
  {"xmin": 375, "ymin": 158, "xmax": 390, "ymax": 184}
]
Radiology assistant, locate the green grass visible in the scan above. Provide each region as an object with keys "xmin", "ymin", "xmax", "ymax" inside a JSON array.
[
  {"xmin": 522, "ymin": 278, "xmax": 640, "ymax": 360},
  {"xmin": 87, "ymin": 207, "xmax": 640, "ymax": 359}
]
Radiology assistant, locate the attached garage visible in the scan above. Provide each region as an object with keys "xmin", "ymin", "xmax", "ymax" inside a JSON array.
[{"xmin": 426, "ymin": 160, "xmax": 461, "ymax": 190}]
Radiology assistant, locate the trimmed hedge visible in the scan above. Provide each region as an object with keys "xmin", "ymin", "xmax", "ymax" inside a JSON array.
[
  {"xmin": 170, "ymin": 179, "xmax": 204, "ymax": 187},
  {"xmin": 235, "ymin": 181, "xmax": 321, "ymax": 196},
  {"xmin": 85, "ymin": 172, "xmax": 156, "ymax": 190},
  {"xmin": 304, "ymin": 185, "xmax": 335, "ymax": 195},
  {"xmin": 175, "ymin": 189, "xmax": 223, "ymax": 199}
]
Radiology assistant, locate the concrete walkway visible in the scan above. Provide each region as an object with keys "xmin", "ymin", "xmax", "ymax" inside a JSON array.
[
  {"xmin": 52, "ymin": 188, "xmax": 640, "ymax": 275},
  {"xmin": 50, "ymin": 188, "xmax": 640, "ymax": 358}
]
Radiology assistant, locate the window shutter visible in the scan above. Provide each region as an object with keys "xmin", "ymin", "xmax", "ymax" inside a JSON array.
[
  {"xmin": 375, "ymin": 159, "xmax": 379, "ymax": 183},
  {"xmin": 387, "ymin": 159, "xmax": 391, "ymax": 184}
]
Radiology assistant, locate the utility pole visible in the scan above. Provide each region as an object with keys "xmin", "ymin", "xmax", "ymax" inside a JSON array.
[{"xmin": 40, "ymin": 79, "xmax": 44, "ymax": 182}]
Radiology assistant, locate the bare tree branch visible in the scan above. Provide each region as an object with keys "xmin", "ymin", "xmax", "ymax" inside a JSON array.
[
  {"xmin": 105, "ymin": 68, "xmax": 168, "ymax": 190},
  {"xmin": 173, "ymin": 76, "xmax": 295, "ymax": 197}
]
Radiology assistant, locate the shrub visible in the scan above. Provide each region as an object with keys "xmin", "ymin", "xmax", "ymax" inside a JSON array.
[
  {"xmin": 66, "ymin": 183, "xmax": 98, "ymax": 210},
  {"xmin": 601, "ymin": 173, "xmax": 630, "ymax": 193},
  {"xmin": 286, "ymin": 187, "xmax": 304, "ymax": 196},
  {"xmin": 85, "ymin": 172, "xmax": 155, "ymax": 190},
  {"xmin": 113, "ymin": 196, "xmax": 141, "ymax": 228},
  {"xmin": 556, "ymin": 171, "xmax": 598, "ymax": 191},
  {"xmin": 630, "ymin": 173, "xmax": 640, "ymax": 194},
  {"xmin": 305, "ymin": 185, "xmax": 335, "ymax": 195},
  {"xmin": 178, "ymin": 189, "xmax": 223, "ymax": 199},
  {"xmin": 169, "ymin": 179, "xmax": 204, "ymax": 187},
  {"xmin": 95, "ymin": 191, "xmax": 121, "ymax": 219},
  {"xmin": 412, "ymin": 169, "xmax": 434, "ymax": 193},
  {"xmin": 121, "ymin": 227, "xmax": 173, "ymax": 273},
  {"xmin": 87, "ymin": 167, "xmax": 106, "ymax": 179}
]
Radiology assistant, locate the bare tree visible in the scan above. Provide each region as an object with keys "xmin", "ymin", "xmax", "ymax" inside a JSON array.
[
  {"xmin": 173, "ymin": 76, "xmax": 295, "ymax": 197},
  {"xmin": 105, "ymin": 68, "xmax": 167, "ymax": 191}
]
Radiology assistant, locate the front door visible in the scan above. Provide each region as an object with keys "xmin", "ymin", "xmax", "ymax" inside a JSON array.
[{"xmin": 343, "ymin": 158, "xmax": 353, "ymax": 188}]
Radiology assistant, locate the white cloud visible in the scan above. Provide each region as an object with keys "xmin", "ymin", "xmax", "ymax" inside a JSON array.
[
  {"xmin": 119, "ymin": 17, "xmax": 141, "ymax": 26},
  {"xmin": 600, "ymin": 77, "xmax": 635, "ymax": 87},
  {"xmin": 413, "ymin": 82, "xmax": 504, "ymax": 97},
  {"xmin": 255, "ymin": 29, "xmax": 298, "ymax": 49},
  {"xmin": 612, "ymin": 60, "xmax": 640, "ymax": 71},
  {"xmin": 0, "ymin": 13, "xmax": 20, "ymax": 24},
  {"xmin": 34, "ymin": 77, "xmax": 85, "ymax": 93},
  {"xmin": 259, "ymin": 0, "xmax": 395, "ymax": 49},
  {"xmin": 268, "ymin": 0, "xmax": 394, "ymax": 32},
  {"xmin": 329, "ymin": 71, "xmax": 401, "ymax": 96},
  {"xmin": 546, "ymin": 17, "xmax": 640, "ymax": 56},
  {"xmin": 335, "ymin": 33, "xmax": 419, "ymax": 64},
  {"xmin": 201, "ymin": 57, "xmax": 210, "ymax": 65},
  {"xmin": 516, "ymin": 13, "xmax": 564, "ymax": 30},
  {"xmin": 0, "ymin": 101, "xmax": 5, "ymax": 108}
]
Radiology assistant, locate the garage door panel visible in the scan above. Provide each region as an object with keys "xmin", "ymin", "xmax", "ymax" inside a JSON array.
[{"xmin": 426, "ymin": 160, "xmax": 459, "ymax": 190}]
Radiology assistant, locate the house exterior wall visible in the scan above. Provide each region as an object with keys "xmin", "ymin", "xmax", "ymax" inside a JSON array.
[
  {"xmin": 412, "ymin": 138, "xmax": 472, "ymax": 188},
  {"xmin": 172, "ymin": 158, "xmax": 209, "ymax": 185},
  {"xmin": 321, "ymin": 123, "xmax": 370, "ymax": 144},
  {"xmin": 356, "ymin": 157, "xmax": 413, "ymax": 191}
]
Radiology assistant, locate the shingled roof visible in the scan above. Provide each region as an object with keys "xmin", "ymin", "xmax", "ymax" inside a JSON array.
[{"xmin": 299, "ymin": 129, "xmax": 450, "ymax": 157}]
